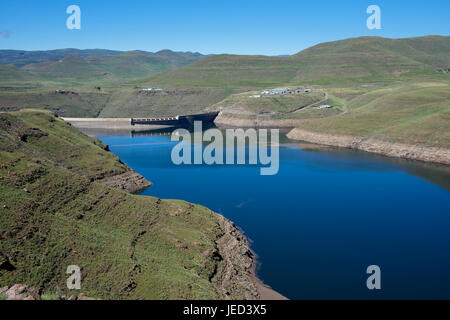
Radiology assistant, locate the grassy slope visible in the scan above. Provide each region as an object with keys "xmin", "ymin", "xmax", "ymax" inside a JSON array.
[
  {"xmin": 0, "ymin": 50, "xmax": 207, "ymax": 117},
  {"xmin": 0, "ymin": 90, "xmax": 109, "ymax": 117},
  {"xmin": 0, "ymin": 110, "xmax": 244, "ymax": 299},
  {"xmin": 1, "ymin": 36, "xmax": 448, "ymax": 121},
  {"xmin": 21, "ymin": 50, "xmax": 204, "ymax": 85},
  {"xmin": 0, "ymin": 49, "xmax": 121, "ymax": 67},
  {"xmin": 98, "ymin": 87, "xmax": 232, "ymax": 118},
  {"xmin": 139, "ymin": 36, "xmax": 450, "ymax": 87},
  {"xmin": 100, "ymin": 35, "xmax": 447, "ymax": 119},
  {"xmin": 212, "ymin": 89, "xmax": 341, "ymax": 119},
  {"xmin": 297, "ymin": 81, "xmax": 450, "ymax": 148}
]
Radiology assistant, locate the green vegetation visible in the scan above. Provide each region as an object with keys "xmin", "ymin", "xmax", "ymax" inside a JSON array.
[
  {"xmin": 0, "ymin": 36, "xmax": 448, "ymax": 148},
  {"xmin": 212, "ymin": 89, "xmax": 338, "ymax": 119},
  {"xmin": 0, "ymin": 110, "xmax": 249, "ymax": 299},
  {"xmin": 1, "ymin": 36, "xmax": 448, "ymax": 120},
  {"xmin": 0, "ymin": 50, "xmax": 203, "ymax": 87},
  {"xmin": 98, "ymin": 86, "xmax": 232, "ymax": 118},
  {"xmin": 21, "ymin": 51, "xmax": 203, "ymax": 85},
  {"xmin": 40, "ymin": 292, "xmax": 60, "ymax": 300},
  {"xmin": 0, "ymin": 49, "xmax": 121, "ymax": 67},
  {"xmin": 0, "ymin": 90, "xmax": 109, "ymax": 117},
  {"xmin": 141, "ymin": 36, "xmax": 449, "ymax": 88},
  {"xmin": 297, "ymin": 81, "xmax": 450, "ymax": 148},
  {"xmin": 0, "ymin": 49, "xmax": 206, "ymax": 117}
]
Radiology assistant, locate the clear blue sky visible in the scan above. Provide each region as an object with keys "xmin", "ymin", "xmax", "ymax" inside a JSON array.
[{"xmin": 0, "ymin": 0, "xmax": 448, "ymax": 55}]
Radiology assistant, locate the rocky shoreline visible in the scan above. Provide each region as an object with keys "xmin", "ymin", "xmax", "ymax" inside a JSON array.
[
  {"xmin": 214, "ymin": 114, "xmax": 450, "ymax": 165},
  {"xmin": 212, "ymin": 215, "xmax": 259, "ymax": 299},
  {"xmin": 212, "ymin": 215, "xmax": 287, "ymax": 300},
  {"xmin": 287, "ymin": 128, "xmax": 450, "ymax": 165}
]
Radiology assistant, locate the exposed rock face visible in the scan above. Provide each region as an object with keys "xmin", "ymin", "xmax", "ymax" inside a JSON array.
[
  {"xmin": 97, "ymin": 167, "xmax": 152, "ymax": 193},
  {"xmin": 212, "ymin": 215, "xmax": 260, "ymax": 300},
  {"xmin": 287, "ymin": 128, "xmax": 450, "ymax": 165},
  {"xmin": 2, "ymin": 284, "xmax": 40, "ymax": 300}
]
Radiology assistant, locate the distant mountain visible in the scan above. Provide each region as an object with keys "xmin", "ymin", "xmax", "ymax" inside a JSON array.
[
  {"xmin": 0, "ymin": 49, "xmax": 121, "ymax": 67},
  {"xmin": 141, "ymin": 36, "xmax": 450, "ymax": 87},
  {"xmin": 0, "ymin": 49, "xmax": 205, "ymax": 84}
]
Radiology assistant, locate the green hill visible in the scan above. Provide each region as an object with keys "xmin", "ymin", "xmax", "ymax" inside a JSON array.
[
  {"xmin": 139, "ymin": 54, "xmax": 298, "ymax": 88},
  {"xmin": 140, "ymin": 36, "xmax": 449, "ymax": 88},
  {"xmin": 0, "ymin": 65, "xmax": 36, "ymax": 83},
  {"xmin": 291, "ymin": 81, "xmax": 450, "ymax": 148},
  {"xmin": 0, "ymin": 49, "xmax": 121, "ymax": 67},
  {"xmin": 1, "ymin": 36, "xmax": 448, "ymax": 118},
  {"xmin": 20, "ymin": 50, "xmax": 204, "ymax": 84},
  {"xmin": 0, "ymin": 110, "xmax": 257, "ymax": 299}
]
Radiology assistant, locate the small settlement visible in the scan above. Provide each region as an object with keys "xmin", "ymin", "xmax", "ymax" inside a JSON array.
[
  {"xmin": 141, "ymin": 87, "xmax": 164, "ymax": 91},
  {"xmin": 255, "ymin": 88, "xmax": 312, "ymax": 97}
]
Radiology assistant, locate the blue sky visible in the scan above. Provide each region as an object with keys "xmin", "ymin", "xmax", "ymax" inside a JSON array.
[{"xmin": 0, "ymin": 0, "xmax": 448, "ymax": 55}]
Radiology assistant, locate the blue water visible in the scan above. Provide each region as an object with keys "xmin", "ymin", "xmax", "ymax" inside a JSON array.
[{"xmin": 95, "ymin": 129, "xmax": 450, "ymax": 300}]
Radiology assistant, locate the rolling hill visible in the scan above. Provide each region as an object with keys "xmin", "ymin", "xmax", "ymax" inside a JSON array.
[
  {"xmin": 0, "ymin": 49, "xmax": 205, "ymax": 85},
  {"xmin": 288, "ymin": 81, "xmax": 450, "ymax": 149},
  {"xmin": 140, "ymin": 36, "xmax": 450, "ymax": 88},
  {"xmin": 0, "ymin": 36, "xmax": 448, "ymax": 120},
  {"xmin": 0, "ymin": 49, "xmax": 121, "ymax": 67}
]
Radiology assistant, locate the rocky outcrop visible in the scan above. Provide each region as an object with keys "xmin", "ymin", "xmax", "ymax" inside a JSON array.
[
  {"xmin": 97, "ymin": 168, "xmax": 152, "ymax": 193},
  {"xmin": 287, "ymin": 128, "xmax": 450, "ymax": 165},
  {"xmin": 1, "ymin": 284, "xmax": 40, "ymax": 300},
  {"xmin": 0, "ymin": 285, "xmax": 98, "ymax": 300},
  {"xmin": 212, "ymin": 215, "xmax": 260, "ymax": 300}
]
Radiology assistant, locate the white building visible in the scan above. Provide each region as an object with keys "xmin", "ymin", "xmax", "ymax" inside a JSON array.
[
  {"xmin": 142, "ymin": 87, "xmax": 164, "ymax": 91},
  {"xmin": 261, "ymin": 88, "xmax": 291, "ymax": 95}
]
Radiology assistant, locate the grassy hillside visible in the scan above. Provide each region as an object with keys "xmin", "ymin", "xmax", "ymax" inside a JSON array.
[
  {"xmin": 98, "ymin": 87, "xmax": 232, "ymax": 118},
  {"xmin": 0, "ymin": 49, "xmax": 121, "ymax": 67},
  {"xmin": 0, "ymin": 65, "xmax": 36, "ymax": 83},
  {"xmin": 139, "ymin": 54, "xmax": 299, "ymax": 88},
  {"xmin": 290, "ymin": 36, "xmax": 450, "ymax": 83},
  {"xmin": 295, "ymin": 81, "xmax": 450, "ymax": 148},
  {"xmin": 140, "ymin": 36, "xmax": 449, "ymax": 88},
  {"xmin": 211, "ymin": 89, "xmax": 340, "ymax": 119},
  {"xmin": 0, "ymin": 90, "xmax": 109, "ymax": 117},
  {"xmin": 0, "ymin": 49, "xmax": 207, "ymax": 117},
  {"xmin": 1, "ymin": 36, "xmax": 448, "ymax": 118},
  {"xmin": 0, "ymin": 110, "xmax": 255, "ymax": 299},
  {"xmin": 0, "ymin": 49, "xmax": 204, "ymax": 88},
  {"xmin": 20, "ymin": 50, "xmax": 204, "ymax": 84}
]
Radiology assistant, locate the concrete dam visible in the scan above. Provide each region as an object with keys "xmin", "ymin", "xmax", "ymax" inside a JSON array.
[{"xmin": 62, "ymin": 111, "xmax": 220, "ymax": 131}]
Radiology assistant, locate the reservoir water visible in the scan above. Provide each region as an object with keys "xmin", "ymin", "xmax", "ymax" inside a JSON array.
[{"xmin": 94, "ymin": 128, "xmax": 450, "ymax": 300}]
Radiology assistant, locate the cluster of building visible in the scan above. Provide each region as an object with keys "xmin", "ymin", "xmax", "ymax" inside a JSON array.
[
  {"xmin": 259, "ymin": 88, "xmax": 312, "ymax": 96},
  {"xmin": 315, "ymin": 104, "xmax": 333, "ymax": 109},
  {"xmin": 141, "ymin": 87, "xmax": 164, "ymax": 91}
]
